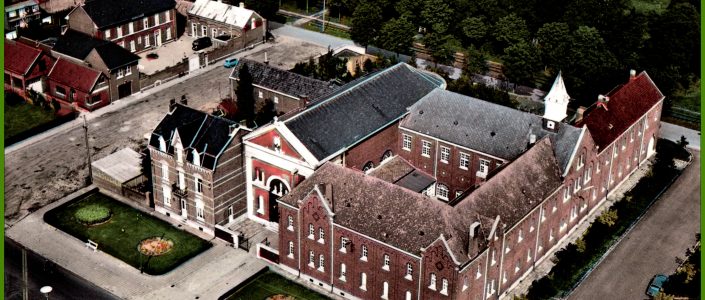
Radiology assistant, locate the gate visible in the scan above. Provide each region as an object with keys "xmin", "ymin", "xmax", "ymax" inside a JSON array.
[
  {"xmin": 188, "ymin": 55, "xmax": 200, "ymax": 72},
  {"xmin": 238, "ymin": 233, "xmax": 250, "ymax": 251}
]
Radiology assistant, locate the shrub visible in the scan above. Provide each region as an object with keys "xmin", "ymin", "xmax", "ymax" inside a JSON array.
[{"xmin": 75, "ymin": 205, "xmax": 112, "ymax": 225}]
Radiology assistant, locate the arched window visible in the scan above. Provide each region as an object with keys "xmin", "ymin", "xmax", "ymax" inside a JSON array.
[
  {"xmin": 382, "ymin": 282, "xmax": 389, "ymax": 299},
  {"xmin": 362, "ymin": 161, "xmax": 374, "ymax": 172},
  {"xmin": 405, "ymin": 262, "xmax": 413, "ymax": 279},
  {"xmin": 437, "ymin": 184, "xmax": 449, "ymax": 201},
  {"xmin": 340, "ymin": 263, "xmax": 346, "ymax": 281},
  {"xmin": 441, "ymin": 278, "xmax": 449, "ymax": 295},
  {"xmin": 429, "ymin": 273, "xmax": 437, "ymax": 290},
  {"xmin": 360, "ymin": 272, "xmax": 367, "ymax": 290},
  {"xmin": 381, "ymin": 150, "xmax": 393, "ymax": 162}
]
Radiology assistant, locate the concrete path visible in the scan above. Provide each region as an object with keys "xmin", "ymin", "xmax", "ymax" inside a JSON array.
[
  {"xmin": 569, "ymin": 151, "xmax": 700, "ymax": 300},
  {"xmin": 271, "ymin": 22, "xmax": 354, "ymax": 50},
  {"xmin": 660, "ymin": 122, "xmax": 701, "ymax": 151},
  {"xmin": 6, "ymin": 187, "xmax": 267, "ymax": 300}
]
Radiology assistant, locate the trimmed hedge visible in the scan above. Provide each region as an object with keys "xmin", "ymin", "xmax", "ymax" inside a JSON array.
[{"xmin": 75, "ymin": 205, "xmax": 112, "ymax": 225}]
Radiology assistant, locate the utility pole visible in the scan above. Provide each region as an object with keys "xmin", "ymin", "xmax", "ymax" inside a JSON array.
[
  {"xmin": 321, "ymin": 0, "xmax": 326, "ymax": 32},
  {"xmin": 83, "ymin": 115, "xmax": 93, "ymax": 184},
  {"xmin": 22, "ymin": 248, "xmax": 28, "ymax": 300}
]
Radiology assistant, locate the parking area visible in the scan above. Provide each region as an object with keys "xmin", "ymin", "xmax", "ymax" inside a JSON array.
[
  {"xmin": 245, "ymin": 35, "xmax": 327, "ymax": 69},
  {"xmin": 137, "ymin": 35, "xmax": 199, "ymax": 75}
]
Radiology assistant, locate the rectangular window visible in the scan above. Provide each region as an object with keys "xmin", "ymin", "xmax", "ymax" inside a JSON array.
[
  {"xmin": 201, "ymin": 25, "xmax": 207, "ymax": 37},
  {"xmin": 125, "ymin": 66, "xmax": 132, "ymax": 76},
  {"xmin": 479, "ymin": 159, "xmax": 490, "ymax": 174},
  {"xmin": 405, "ymin": 263, "xmax": 413, "ymax": 280},
  {"xmin": 287, "ymin": 216, "xmax": 294, "ymax": 231},
  {"xmin": 165, "ymin": 11, "xmax": 170, "ymax": 22},
  {"xmin": 459, "ymin": 152, "xmax": 470, "ymax": 169},
  {"xmin": 421, "ymin": 140, "xmax": 431, "ymax": 157},
  {"xmin": 154, "ymin": 13, "xmax": 159, "ymax": 25},
  {"xmin": 273, "ymin": 96, "xmax": 279, "ymax": 104},
  {"xmin": 340, "ymin": 263, "xmax": 347, "ymax": 281},
  {"xmin": 258, "ymin": 91, "xmax": 263, "ymax": 99},
  {"xmin": 361, "ymin": 245, "xmax": 368, "ymax": 261},
  {"xmin": 196, "ymin": 200, "xmax": 204, "ymax": 220},
  {"xmin": 440, "ymin": 146, "xmax": 450, "ymax": 163},
  {"xmin": 166, "ymin": 27, "xmax": 171, "ymax": 40},
  {"xmin": 195, "ymin": 178, "xmax": 203, "ymax": 193},
  {"xmin": 162, "ymin": 185, "xmax": 171, "ymax": 205},
  {"xmin": 288, "ymin": 241, "xmax": 294, "ymax": 256},
  {"xmin": 211, "ymin": 28, "xmax": 217, "ymax": 37},
  {"xmin": 105, "ymin": 29, "xmax": 111, "ymax": 39},
  {"xmin": 143, "ymin": 17, "xmax": 149, "ymax": 29},
  {"xmin": 117, "ymin": 26, "xmax": 123, "ymax": 38},
  {"xmin": 440, "ymin": 278, "xmax": 449, "ymax": 295},
  {"xmin": 308, "ymin": 224, "xmax": 314, "ymax": 239},
  {"xmin": 145, "ymin": 34, "xmax": 150, "ymax": 47},
  {"xmin": 54, "ymin": 86, "xmax": 66, "ymax": 98},
  {"xmin": 318, "ymin": 254, "xmax": 325, "ymax": 271},
  {"xmin": 429, "ymin": 273, "xmax": 437, "ymax": 290},
  {"xmin": 318, "ymin": 227, "xmax": 325, "ymax": 243},
  {"xmin": 8, "ymin": 10, "xmax": 16, "ymax": 18},
  {"xmin": 137, "ymin": 36, "xmax": 142, "ymax": 44},
  {"xmin": 402, "ymin": 134, "xmax": 412, "ymax": 151},
  {"xmin": 340, "ymin": 237, "xmax": 348, "ymax": 252},
  {"xmin": 382, "ymin": 254, "xmax": 390, "ymax": 271},
  {"xmin": 117, "ymin": 68, "xmax": 124, "ymax": 78},
  {"xmin": 130, "ymin": 40, "xmax": 136, "ymax": 52},
  {"xmin": 86, "ymin": 94, "xmax": 101, "ymax": 105},
  {"xmin": 161, "ymin": 163, "xmax": 168, "ymax": 179},
  {"xmin": 128, "ymin": 22, "xmax": 134, "ymax": 34},
  {"xmin": 309, "ymin": 250, "xmax": 315, "ymax": 267}
]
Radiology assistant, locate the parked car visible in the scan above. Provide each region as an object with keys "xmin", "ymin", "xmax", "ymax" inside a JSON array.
[
  {"xmin": 192, "ymin": 37, "xmax": 212, "ymax": 51},
  {"xmin": 223, "ymin": 58, "xmax": 239, "ymax": 68},
  {"xmin": 646, "ymin": 274, "xmax": 668, "ymax": 297}
]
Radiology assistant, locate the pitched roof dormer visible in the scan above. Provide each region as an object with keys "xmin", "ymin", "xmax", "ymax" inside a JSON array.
[{"xmin": 543, "ymin": 72, "xmax": 570, "ymax": 130}]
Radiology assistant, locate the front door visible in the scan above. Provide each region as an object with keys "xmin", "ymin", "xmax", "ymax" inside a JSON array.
[
  {"xmin": 117, "ymin": 82, "xmax": 132, "ymax": 99},
  {"xmin": 181, "ymin": 198, "xmax": 187, "ymax": 218},
  {"xmin": 268, "ymin": 179, "xmax": 288, "ymax": 223},
  {"xmin": 155, "ymin": 29, "xmax": 162, "ymax": 47}
]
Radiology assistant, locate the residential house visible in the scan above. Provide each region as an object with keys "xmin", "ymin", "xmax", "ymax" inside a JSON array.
[
  {"xmin": 67, "ymin": 0, "xmax": 176, "ymax": 52},
  {"xmin": 229, "ymin": 59, "xmax": 340, "ymax": 115},
  {"xmin": 149, "ymin": 103, "xmax": 252, "ymax": 235},
  {"xmin": 5, "ymin": 0, "xmax": 41, "ymax": 39},
  {"xmin": 242, "ymin": 63, "xmax": 445, "ymax": 226},
  {"xmin": 46, "ymin": 57, "xmax": 110, "ymax": 111},
  {"xmin": 4, "ymin": 39, "xmax": 55, "ymax": 97},
  {"xmin": 53, "ymin": 30, "xmax": 140, "ymax": 100},
  {"xmin": 187, "ymin": 0, "xmax": 265, "ymax": 46}
]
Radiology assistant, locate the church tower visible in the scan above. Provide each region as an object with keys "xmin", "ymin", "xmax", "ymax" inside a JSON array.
[{"xmin": 542, "ymin": 72, "xmax": 570, "ymax": 131}]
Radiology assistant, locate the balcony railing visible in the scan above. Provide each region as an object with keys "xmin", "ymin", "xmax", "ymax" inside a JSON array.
[{"xmin": 172, "ymin": 183, "xmax": 188, "ymax": 197}]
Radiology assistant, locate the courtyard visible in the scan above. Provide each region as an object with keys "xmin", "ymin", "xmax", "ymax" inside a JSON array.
[
  {"xmin": 138, "ymin": 35, "xmax": 200, "ymax": 75},
  {"xmin": 43, "ymin": 191, "xmax": 211, "ymax": 275},
  {"xmin": 223, "ymin": 269, "xmax": 328, "ymax": 300}
]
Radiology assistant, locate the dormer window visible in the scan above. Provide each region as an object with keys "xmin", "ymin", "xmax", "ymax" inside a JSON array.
[
  {"xmin": 273, "ymin": 136, "xmax": 282, "ymax": 153},
  {"xmin": 158, "ymin": 136, "xmax": 166, "ymax": 152},
  {"xmin": 175, "ymin": 143, "xmax": 183, "ymax": 163},
  {"xmin": 192, "ymin": 149, "xmax": 200, "ymax": 166},
  {"xmin": 546, "ymin": 121, "xmax": 555, "ymax": 129}
]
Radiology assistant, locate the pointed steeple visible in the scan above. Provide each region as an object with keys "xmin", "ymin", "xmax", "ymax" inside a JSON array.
[{"xmin": 543, "ymin": 71, "xmax": 571, "ymax": 123}]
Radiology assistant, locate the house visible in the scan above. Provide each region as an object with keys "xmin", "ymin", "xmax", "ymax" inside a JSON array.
[
  {"xmin": 5, "ymin": 0, "xmax": 41, "ymax": 39},
  {"xmin": 45, "ymin": 57, "xmax": 110, "ymax": 111},
  {"xmin": 66, "ymin": 0, "xmax": 177, "ymax": 52},
  {"xmin": 242, "ymin": 63, "xmax": 445, "ymax": 226},
  {"xmin": 4, "ymin": 39, "xmax": 55, "ymax": 97},
  {"xmin": 92, "ymin": 148, "xmax": 148, "ymax": 206},
  {"xmin": 53, "ymin": 30, "xmax": 140, "ymax": 100},
  {"xmin": 187, "ymin": 0, "xmax": 265, "ymax": 45},
  {"xmin": 259, "ymin": 69, "xmax": 663, "ymax": 300},
  {"xmin": 229, "ymin": 59, "xmax": 340, "ymax": 115},
  {"xmin": 148, "ymin": 103, "xmax": 252, "ymax": 235}
]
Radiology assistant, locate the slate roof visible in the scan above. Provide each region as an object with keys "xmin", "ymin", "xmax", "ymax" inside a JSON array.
[
  {"xmin": 370, "ymin": 156, "xmax": 435, "ymax": 193},
  {"xmin": 149, "ymin": 104, "xmax": 241, "ymax": 170},
  {"xmin": 5, "ymin": 40, "xmax": 42, "ymax": 76},
  {"xmin": 400, "ymin": 88, "xmax": 582, "ymax": 172},
  {"xmin": 47, "ymin": 57, "xmax": 102, "ymax": 93},
  {"xmin": 53, "ymin": 30, "xmax": 139, "ymax": 69},
  {"xmin": 229, "ymin": 59, "xmax": 339, "ymax": 102},
  {"xmin": 81, "ymin": 0, "xmax": 175, "ymax": 29},
  {"xmin": 285, "ymin": 63, "xmax": 445, "ymax": 161},
  {"xmin": 576, "ymin": 72, "xmax": 664, "ymax": 152},
  {"xmin": 189, "ymin": 0, "xmax": 255, "ymax": 28}
]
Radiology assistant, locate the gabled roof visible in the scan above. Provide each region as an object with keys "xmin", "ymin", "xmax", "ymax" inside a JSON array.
[
  {"xmin": 53, "ymin": 30, "xmax": 139, "ymax": 69},
  {"xmin": 189, "ymin": 0, "xmax": 255, "ymax": 28},
  {"xmin": 5, "ymin": 40, "xmax": 42, "ymax": 76},
  {"xmin": 576, "ymin": 71, "xmax": 664, "ymax": 151},
  {"xmin": 370, "ymin": 156, "xmax": 435, "ymax": 193},
  {"xmin": 149, "ymin": 104, "xmax": 243, "ymax": 170},
  {"xmin": 47, "ymin": 57, "xmax": 102, "ymax": 93},
  {"xmin": 80, "ymin": 0, "xmax": 175, "ymax": 29},
  {"xmin": 284, "ymin": 63, "xmax": 445, "ymax": 161},
  {"xmin": 229, "ymin": 59, "xmax": 339, "ymax": 102},
  {"xmin": 400, "ymin": 89, "xmax": 582, "ymax": 172}
]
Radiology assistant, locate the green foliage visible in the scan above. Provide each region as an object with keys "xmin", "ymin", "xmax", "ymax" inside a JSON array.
[
  {"xmin": 564, "ymin": 26, "xmax": 619, "ymax": 104},
  {"xmin": 662, "ymin": 235, "xmax": 701, "ymax": 298},
  {"xmin": 420, "ymin": 0, "xmax": 454, "ymax": 34},
  {"xmin": 447, "ymin": 75, "xmax": 517, "ymax": 109},
  {"xmin": 502, "ymin": 41, "xmax": 540, "ymax": 86},
  {"xmin": 291, "ymin": 50, "xmax": 352, "ymax": 82},
  {"xmin": 378, "ymin": 16, "xmax": 416, "ymax": 54},
  {"xmin": 240, "ymin": 0, "xmax": 279, "ymax": 20},
  {"xmin": 460, "ymin": 17, "xmax": 489, "ymax": 46},
  {"xmin": 492, "ymin": 13, "xmax": 530, "ymax": 48},
  {"xmin": 350, "ymin": 1, "xmax": 383, "ymax": 46},
  {"xmin": 225, "ymin": 270, "xmax": 328, "ymax": 300},
  {"xmin": 597, "ymin": 209, "xmax": 618, "ymax": 227},
  {"xmin": 75, "ymin": 205, "xmax": 111, "ymax": 225},
  {"xmin": 4, "ymin": 93, "xmax": 58, "ymax": 142},
  {"xmin": 424, "ymin": 33, "xmax": 461, "ymax": 66},
  {"xmin": 536, "ymin": 22, "xmax": 571, "ymax": 71},
  {"xmin": 464, "ymin": 46, "xmax": 489, "ymax": 75},
  {"xmin": 235, "ymin": 64, "xmax": 255, "ymax": 126}
]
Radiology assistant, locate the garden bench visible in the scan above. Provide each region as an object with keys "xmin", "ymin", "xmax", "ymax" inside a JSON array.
[{"xmin": 86, "ymin": 239, "xmax": 98, "ymax": 252}]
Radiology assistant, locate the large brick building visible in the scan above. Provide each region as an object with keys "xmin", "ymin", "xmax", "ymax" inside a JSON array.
[
  {"xmin": 148, "ymin": 103, "xmax": 251, "ymax": 235},
  {"xmin": 187, "ymin": 0, "xmax": 265, "ymax": 45},
  {"xmin": 241, "ymin": 63, "xmax": 445, "ymax": 226},
  {"xmin": 266, "ymin": 69, "xmax": 663, "ymax": 299},
  {"xmin": 67, "ymin": 0, "xmax": 176, "ymax": 53}
]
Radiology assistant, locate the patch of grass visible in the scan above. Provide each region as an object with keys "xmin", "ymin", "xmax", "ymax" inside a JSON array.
[
  {"xmin": 44, "ymin": 192, "xmax": 211, "ymax": 275},
  {"xmin": 225, "ymin": 270, "xmax": 328, "ymax": 300},
  {"xmin": 75, "ymin": 204, "xmax": 112, "ymax": 225},
  {"xmin": 302, "ymin": 22, "xmax": 350, "ymax": 39},
  {"xmin": 4, "ymin": 99, "xmax": 57, "ymax": 141},
  {"xmin": 671, "ymin": 80, "xmax": 701, "ymax": 112},
  {"xmin": 631, "ymin": 0, "xmax": 670, "ymax": 13}
]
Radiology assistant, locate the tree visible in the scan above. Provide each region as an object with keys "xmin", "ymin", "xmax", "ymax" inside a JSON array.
[
  {"xmin": 241, "ymin": 0, "xmax": 279, "ymax": 20},
  {"xmin": 420, "ymin": 0, "xmax": 454, "ymax": 34},
  {"xmin": 536, "ymin": 22, "xmax": 571, "ymax": 70},
  {"xmin": 350, "ymin": 1, "xmax": 384, "ymax": 47},
  {"xmin": 565, "ymin": 26, "xmax": 618, "ymax": 103},
  {"xmin": 424, "ymin": 33, "xmax": 461, "ymax": 67},
  {"xmin": 460, "ymin": 17, "xmax": 488, "ymax": 47},
  {"xmin": 492, "ymin": 13, "xmax": 530, "ymax": 49},
  {"xmin": 378, "ymin": 16, "xmax": 416, "ymax": 54},
  {"xmin": 464, "ymin": 46, "xmax": 489, "ymax": 75},
  {"xmin": 502, "ymin": 41, "xmax": 540, "ymax": 86},
  {"xmin": 235, "ymin": 64, "xmax": 255, "ymax": 125},
  {"xmin": 597, "ymin": 208, "xmax": 618, "ymax": 227}
]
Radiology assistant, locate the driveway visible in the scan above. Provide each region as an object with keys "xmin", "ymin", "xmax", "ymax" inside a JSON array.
[
  {"xmin": 660, "ymin": 122, "xmax": 701, "ymax": 150},
  {"xmin": 568, "ymin": 151, "xmax": 700, "ymax": 300}
]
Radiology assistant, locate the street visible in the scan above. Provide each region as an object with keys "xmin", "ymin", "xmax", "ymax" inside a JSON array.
[
  {"xmin": 4, "ymin": 237, "xmax": 118, "ymax": 300},
  {"xmin": 568, "ymin": 151, "xmax": 700, "ymax": 300}
]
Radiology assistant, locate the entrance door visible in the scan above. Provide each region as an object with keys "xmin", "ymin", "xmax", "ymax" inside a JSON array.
[
  {"xmin": 181, "ymin": 198, "xmax": 187, "ymax": 218},
  {"xmin": 228, "ymin": 206, "xmax": 234, "ymax": 223},
  {"xmin": 117, "ymin": 82, "xmax": 132, "ymax": 99},
  {"xmin": 268, "ymin": 179, "xmax": 289, "ymax": 222},
  {"xmin": 155, "ymin": 29, "xmax": 162, "ymax": 47},
  {"xmin": 647, "ymin": 136, "xmax": 655, "ymax": 157}
]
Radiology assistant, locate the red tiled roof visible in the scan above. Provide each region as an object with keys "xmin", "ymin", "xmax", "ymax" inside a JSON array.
[
  {"xmin": 48, "ymin": 58, "xmax": 102, "ymax": 93},
  {"xmin": 577, "ymin": 72, "xmax": 664, "ymax": 151},
  {"xmin": 5, "ymin": 40, "xmax": 42, "ymax": 76}
]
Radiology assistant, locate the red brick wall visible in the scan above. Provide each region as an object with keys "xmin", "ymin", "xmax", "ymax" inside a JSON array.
[
  {"xmin": 279, "ymin": 204, "xmax": 299, "ymax": 271},
  {"xmin": 249, "ymin": 129, "xmax": 303, "ymax": 160},
  {"xmin": 344, "ymin": 121, "xmax": 399, "ymax": 170},
  {"xmin": 251, "ymin": 158, "xmax": 296, "ymax": 221},
  {"xmin": 421, "ymin": 240, "xmax": 456, "ymax": 299},
  {"xmin": 298, "ymin": 193, "xmax": 333, "ymax": 284},
  {"xmin": 46, "ymin": 79, "xmax": 110, "ymax": 111}
]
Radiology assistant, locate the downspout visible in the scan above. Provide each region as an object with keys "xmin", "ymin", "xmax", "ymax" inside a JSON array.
[
  {"xmin": 533, "ymin": 206, "xmax": 542, "ymax": 270},
  {"xmin": 497, "ymin": 228, "xmax": 506, "ymax": 296},
  {"xmin": 297, "ymin": 205, "xmax": 302, "ymax": 277},
  {"xmin": 417, "ymin": 251, "xmax": 423, "ymax": 300},
  {"xmin": 330, "ymin": 216, "xmax": 335, "ymax": 293}
]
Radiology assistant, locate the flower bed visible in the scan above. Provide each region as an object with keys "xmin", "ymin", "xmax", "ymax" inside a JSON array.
[
  {"xmin": 139, "ymin": 237, "xmax": 174, "ymax": 256},
  {"xmin": 75, "ymin": 205, "xmax": 112, "ymax": 225}
]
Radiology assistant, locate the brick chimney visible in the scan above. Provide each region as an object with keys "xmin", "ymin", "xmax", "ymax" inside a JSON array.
[
  {"xmin": 576, "ymin": 106, "xmax": 586, "ymax": 123},
  {"xmin": 239, "ymin": 2, "xmax": 245, "ymax": 8},
  {"xmin": 299, "ymin": 95, "xmax": 309, "ymax": 108},
  {"xmin": 629, "ymin": 69, "xmax": 637, "ymax": 81}
]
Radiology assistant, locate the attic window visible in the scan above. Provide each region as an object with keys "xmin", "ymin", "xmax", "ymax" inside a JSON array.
[
  {"xmin": 192, "ymin": 149, "xmax": 201, "ymax": 166},
  {"xmin": 158, "ymin": 136, "xmax": 166, "ymax": 152},
  {"xmin": 547, "ymin": 121, "xmax": 555, "ymax": 129},
  {"xmin": 273, "ymin": 136, "xmax": 282, "ymax": 153}
]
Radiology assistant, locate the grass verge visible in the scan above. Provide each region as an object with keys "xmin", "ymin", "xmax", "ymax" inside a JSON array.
[
  {"xmin": 5, "ymin": 99, "xmax": 58, "ymax": 141},
  {"xmin": 224, "ymin": 269, "xmax": 329, "ymax": 300},
  {"xmin": 303, "ymin": 22, "xmax": 351, "ymax": 39},
  {"xmin": 44, "ymin": 192, "xmax": 211, "ymax": 275}
]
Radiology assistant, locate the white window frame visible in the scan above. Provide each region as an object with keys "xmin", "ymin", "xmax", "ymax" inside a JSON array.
[
  {"xmin": 440, "ymin": 278, "xmax": 449, "ymax": 295},
  {"xmin": 340, "ymin": 237, "xmax": 348, "ymax": 253},
  {"xmin": 211, "ymin": 27, "xmax": 217, "ymax": 37},
  {"xmin": 440, "ymin": 146, "xmax": 450, "ymax": 163},
  {"xmin": 130, "ymin": 40, "xmax": 136, "ymax": 52},
  {"xmin": 128, "ymin": 22, "xmax": 134, "ymax": 34},
  {"xmin": 166, "ymin": 27, "xmax": 171, "ymax": 40},
  {"xmin": 287, "ymin": 215, "xmax": 294, "ymax": 231},
  {"xmin": 117, "ymin": 68, "xmax": 124, "ymax": 78},
  {"xmin": 382, "ymin": 254, "xmax": 390, "ymax": 271},
  {"xmin": 162, "ymin": 185, "xmax": 171, "ymax": 205},
  {"xmin": 288, "ymin": 241, "xmax": 294, "ymax": 258},
  {"xmin": 421, "ymin": 140, "xmax": 431, "ymax": 157},
  {"xmin": 258, "ymin": 91, "xmax": 264, "ymax": 99},
  {"xmin": 459, "ymin": 152, "xmax": 470, "ymax": 169},
  {"xmin": 479, "ymin": 159, "xmax": 490, "ymax": 174},
  {"xmin": 195, "ymin": 176, "xmax": 203, "ymax": 194},
  {"xmin": 165, "ymin": 10, "xmax": 170, "ymax": 22},
  {"xmin": 117, "ymin": 26, "xmax": 122, "ymax": 37},
  {"xmin": 361, "ymin": 245, "xmax": 368, "ymax": 261},
  {"xmin": 340, "ymin": 263, "xmax": 347, "ymax": 281},
  {"xmin": 318, "ymin": 254, "xmax": 325, "ymax": 272},
  {"xmin": 145, "ymin": 34, "xmax": 150, "ymax": 47},
  {"xmin": 318, "ymin": 227, "xmax": 325, "ymax": 244},
  {"xmin": 429, "ymin": 273, "xmax": 437, "ymax": 290},
  {"xmin": 402, "ymin": 134, "xmax": 412, "ymax": 151},
  {"xmin": 154, "ymin": 13, "xmax": 160, "ymax": 25},
  {"xmin": 257, "ymin": 195, "xmax": 264, "ymax": 214},
  {"xmin": 143, "ymin": 17, "xmax": 149, "ymax": 29},
  {"xmin": 105, "ymin": 29, "xmax": 111, "ymax": 39},
  {"xmin": 274, "ymin": 96, "xmax": 279, "ymax": 104},
  {"xmin": 308, "ymin": 250, "xmax": 315, "ymax": 267},
  {"xmin": 436, "ymin": 183, "xmax": 449, "ymax": 201},
  {"xmin": 201, "ymin": 24, "xmax": 207, "ymax": 37},
  {"xmin": 360, "ymin": 273, "xmax": 367, "ymax": 290},
  {"xmin": 308, "ymin": 224, "xmax": 314, "ymax": 239},
  {"xmin": 161, "ymin": 162, "xmax": 169, "ymax": 179},
  {"xmin": 195, "ymin": 200, "xmax": 204, "ymax": 220},
  {"xmin": 405, "ymin": 263, "xmax": 413, "ymax": 280}
]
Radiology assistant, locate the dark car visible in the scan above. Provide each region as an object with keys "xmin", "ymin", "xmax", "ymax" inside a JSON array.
[
  {"xmin": 192, "ymin": 37, "xmax": 212, "ymax": 51},
  {"xmin": 646, "ymin": 274, "xmax": 668, "ymax": 297}
]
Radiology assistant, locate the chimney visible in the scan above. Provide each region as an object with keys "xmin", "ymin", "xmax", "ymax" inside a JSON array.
[
  {"xmin": 469, "ymin": 222, "xmax": 481, "ymax": 238},
  {"xmin": 264, "ymin": 52, "xmax": 268, "ymax": 65},
  {"xmin": 529, "ymin": 134, "xmax": 537, "ymax": 145},
  {"xmin": 180, "ymin": 94, "xmax": 188, "ymax": 106},
  {"xmin": 629, "ymin": 69, "xmax": 636, "ymax": 81},
  {"xmin": 239, "ymin": 2, "xmax": 244, "ymax": 8},
  {"xmin": 299, "ymin": 95, "xmax": 309, "ymax": 108},
  {"xmin": 576, "ymin": 106, "xmax": 587, "ymax": 123},
  {"xmin": 169, "ymin": 98, "xmax": 176, "ymax": 110},
  {"xmin": 467, "ymin": 221, "xmax": 482, "ymax": 257},
  {"xmin": 325, "ymin": 183, "xmax": 334, "ymax": 212}
]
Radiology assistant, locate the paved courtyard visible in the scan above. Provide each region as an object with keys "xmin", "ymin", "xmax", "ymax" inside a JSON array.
[{"xmin": 138, "ymin": 35, "xmax": 198, "ymax": 75}]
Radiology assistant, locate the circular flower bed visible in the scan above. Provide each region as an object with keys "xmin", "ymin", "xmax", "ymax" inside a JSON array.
[
  {"xmin": 75, "ymin": 205, "xmax": 112, "ymax": 225},
  {"xmin": 138, "ymin": 237, "xmax": 174, "ymax": 256}
]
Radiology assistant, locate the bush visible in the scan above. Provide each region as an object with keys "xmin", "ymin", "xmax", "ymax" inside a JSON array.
[{"xmin": 75, "ymin": 205, "xmax": 112, "ymax": 225}]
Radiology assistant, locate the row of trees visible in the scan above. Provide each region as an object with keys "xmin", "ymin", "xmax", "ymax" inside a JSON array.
[{"xmin": 339, "ymin": 0, "xmax": 699, "ymax": 106}]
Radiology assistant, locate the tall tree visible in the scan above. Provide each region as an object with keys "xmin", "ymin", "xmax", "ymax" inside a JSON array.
[
  {"xmin": 424, "ymin": 33, "xmax": 461, "ymax": 67},
  {"xmin": 502, "ymin": 41, "xmax": 540, "ymax": 86},
  {"xmin": 536, "ymin": 22, "xmax": 571, "ymax": 71},
  {"xmin": 464, "ymin": 46, "xmax": 489, "ymax": 75},
  {"xmin": 235, "ymin": 64, "xmax": 255, "ymax": 125},
  {"xmin": 378, "ymin": 16, "xmax": 416, "ymax": 54},
  {"xmin": 241, "ymin": 0, "xmax": 279, "ymax": 20},
  {"xmin": 420, "ymin": 0, "xmax": 454, "ymax": 34},
  {"xmin": 460, "ymin": 17, "xmax": 488, "ymax": 47},
  {"xmin": 492, "ymin": 13, "xmax": 530, "ymax": 49},
  {"xmin": 565, "ymin": 26, "xmax": 618, "ymax": 103},
  {"xmin": 350, "ymin": 1, "xmax": 384, "ymax": 47}
]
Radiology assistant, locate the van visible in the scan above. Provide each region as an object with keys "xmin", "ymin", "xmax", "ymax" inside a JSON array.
[{"xmin": 192, "ymin": 37, "xmax": 212, "ymax": 51}]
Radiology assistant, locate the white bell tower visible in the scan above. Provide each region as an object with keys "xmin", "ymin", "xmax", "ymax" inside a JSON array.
[{"xmin": 543, "ymin": 71, "xmax": 571, "ymax": 123}]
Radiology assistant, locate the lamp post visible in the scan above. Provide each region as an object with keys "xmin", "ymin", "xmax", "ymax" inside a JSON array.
[{"xmin": 40, "ymin": 286, "xmax": 52, "ymax": 300}]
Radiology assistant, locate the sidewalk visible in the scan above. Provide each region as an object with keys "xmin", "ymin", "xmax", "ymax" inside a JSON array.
[
  {"xmin": 6, "ymin": 186, "xmax": 267, "ymax": 300},
  {"xmin": 4, "ymin": 41, "xmax": 277, "ymax": 155}
]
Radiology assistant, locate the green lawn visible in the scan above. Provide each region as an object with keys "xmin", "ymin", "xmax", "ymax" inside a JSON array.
[
  {"xmin": 225, "ymin": 270, "xmax": 329, "ymax": 300},
  {"xmin": 303, "ymin": 22, "xmax": 351, "ymax": 39},
  {"xmin": 4, "ymin": 100, "xmax": 57, "ymax": 142},
  {"xmin": 44, "ymin": 192, "xmax": 212, "ymax": 275},
  {"xmin": 671, "ymin": 81, "xmax": 701, "ymax": 112}
]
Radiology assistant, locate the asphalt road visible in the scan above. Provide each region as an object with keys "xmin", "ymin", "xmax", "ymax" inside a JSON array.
[
  {"xmin": 568, "ymin": 151, "xmax": 700, "ymax": 300},
  {"xmin": 4, "ymin": 237, "xmax": 118, "ymax": 300}
]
